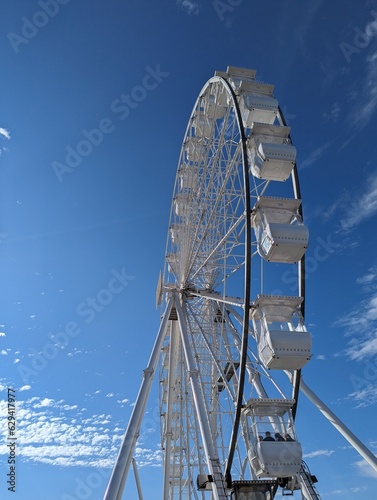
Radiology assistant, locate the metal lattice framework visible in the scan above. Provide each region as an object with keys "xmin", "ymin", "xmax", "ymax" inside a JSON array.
[{"xmin": 104, "ymin": 67, "xmax": 377, "ymax": 500}]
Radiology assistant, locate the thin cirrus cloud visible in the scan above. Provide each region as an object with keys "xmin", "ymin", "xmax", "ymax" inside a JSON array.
[
  {"xmin": 336, "ymin": 291, "xmax": 377, "ymax": 361},
  {"xmin": 298, "ymin": 141, "xmax": 331, "ymax": 170},
  {"xmin": 323, "ymin": 102, "xmax": 340, "ymax": 122},
  {"xmin": 334, "ymin": 268, "xmax": 377, "ymax": 406},
  {"xmin": 333, "ymin": 267, "xmax": 377, "ymax": 408}
]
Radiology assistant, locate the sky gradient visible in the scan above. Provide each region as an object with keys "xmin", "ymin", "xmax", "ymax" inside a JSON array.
[{"xmin": 1, "ymin": 1, "xmax": 377, "ymax": 499}]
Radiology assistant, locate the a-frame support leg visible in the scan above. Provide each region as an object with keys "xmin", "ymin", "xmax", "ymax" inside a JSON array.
[
  {"xmin": 103, "ymin": 297, "xmax": 174, "ymax": 500},
  {"xmin": 299, "ymin": 377, "xmax": 377, "ymax": 473}
]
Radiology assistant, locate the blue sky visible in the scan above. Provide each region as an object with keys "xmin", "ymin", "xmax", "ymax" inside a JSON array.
[{"xmin": 1, "ymin": 0, "xmax": 377, "ymax": 498}]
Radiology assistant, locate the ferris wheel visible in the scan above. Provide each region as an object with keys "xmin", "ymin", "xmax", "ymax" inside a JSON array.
[{"xmin": 104, "ymin": 67, "xmax": 377, "ymax": 500}]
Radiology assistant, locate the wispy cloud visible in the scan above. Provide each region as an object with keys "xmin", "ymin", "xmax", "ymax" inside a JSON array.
[
  {"xmin": 349, "ymin": 50, "xmax": 377, "ymax": 129},
  {"xmin": 316, "ymin": 354, "xmax": 326, "ymax": 361},
  {"xmin": 337, "ymin": 292, "xmax": 377, "ymax": 361},
  {"xmin": 348, "ymin": 385, "xmax": 377, "ymax": 408},
  {"xmin": 298, "ymin": 141, "xmax": 331, "ymax": 170},
  {"xmin": 322, "ymin": 190, "xmax": 349, "ymax": 222},
  {"xmin": 339, "ymin": 171, "xmax": 377, "ymax": 231},
  {"xmin": 357, "ymin": 266, "xmax": 377, "ymax": 287},
  {"xmin": 323, "ymin": 102, "xmax": 340, "ymax": 122},
  {"xmin": 330, "ymin": 486, "xmax": 367, "ymax": 495},
  {"xmin": 303, "ymin": 449, "xmax": 335, "ymax": 458},
  {"xmin": 336, "ymin": 267, "xmax": 377, "ymax": 367},
  {"xmin": 354, "ymin": 457, "xmax": 377, "ymax": 478},
  {"xmin": 176, "ymin": 0, "xmax": 200, "ymax": 15},
  {"xmin": 346, "ymin": 334, "xmax": 377, "ymax": 361},
  {"xmin": 336, "ymin": 269, "xmax": 377, "ymax": 407}
]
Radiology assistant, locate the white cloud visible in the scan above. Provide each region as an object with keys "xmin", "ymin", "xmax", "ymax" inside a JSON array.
[
  {"xmin": 348, "ymin": 385, "xmax": 377, "ymax": 408},
  {"xmin": 19, "ymin": 385, "xmax": 32, "ymax": 391},
  {"xmin": 303, "ymin": 449, "xmax": 335, "ymax": 459},
  {"xmin": 354, "ymin": 457, "xmax": 377, "ymax": 478},
  {"xmin": 330, "ymin": 486, "xmax": 367, "ymax": 495},
  {"xmin": 92, "ymin": 434, "xmax": 110, "ymax": 445},
  {"xmin": 322, "ymin": 190, "xmax": 349, "ymax": 222},
  {"xmin": 357, "ymin": 266, "xmax": 377, "ymax": 286},
  {"xmin": 336, "ymin": 289, "xmax": 377, "ymax": 362},
  {"xmin": 346, "ymin": 336, "xmax": 377, "ymax": 360},
  {"xmin": 337, "ymin": 283, "xmax": 377, "ymax": 405},
  {"xmin": 366, "ymin": 296, "xmax": 377, "ymax": 320},
  {"xmin": 34, "ymin": 397, "xmax": 55, "ymax": 407},
  {"xmin": 316, "ymin": 354, "xmax": 326, "ymax": 361},
  {"xmin": 0, "ymin": 128, "xmax": 10, "ymax": 140},
  {"xmin": 176, "ymin": 0, "xmax": 199, "ymax": 15},
  {"xmin": 339, "ymin": 172, "xmax": 377, "ymax": 231},
  {"xmin": 0, "ymin": 332, "xmax": 6, "ymax": 337},
  {"xmin": 1, "ymin": 350, "xmax": 7, "ymax": 355},
  {"xmin": 0, "ymin": 396, "xmax": 158, "ymax": 470}
]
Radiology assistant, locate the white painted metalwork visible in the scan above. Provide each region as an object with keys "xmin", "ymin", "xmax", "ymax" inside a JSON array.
[{"xmin": 106, "ymin": 66, "xmax": 377, "ymax": 500}]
